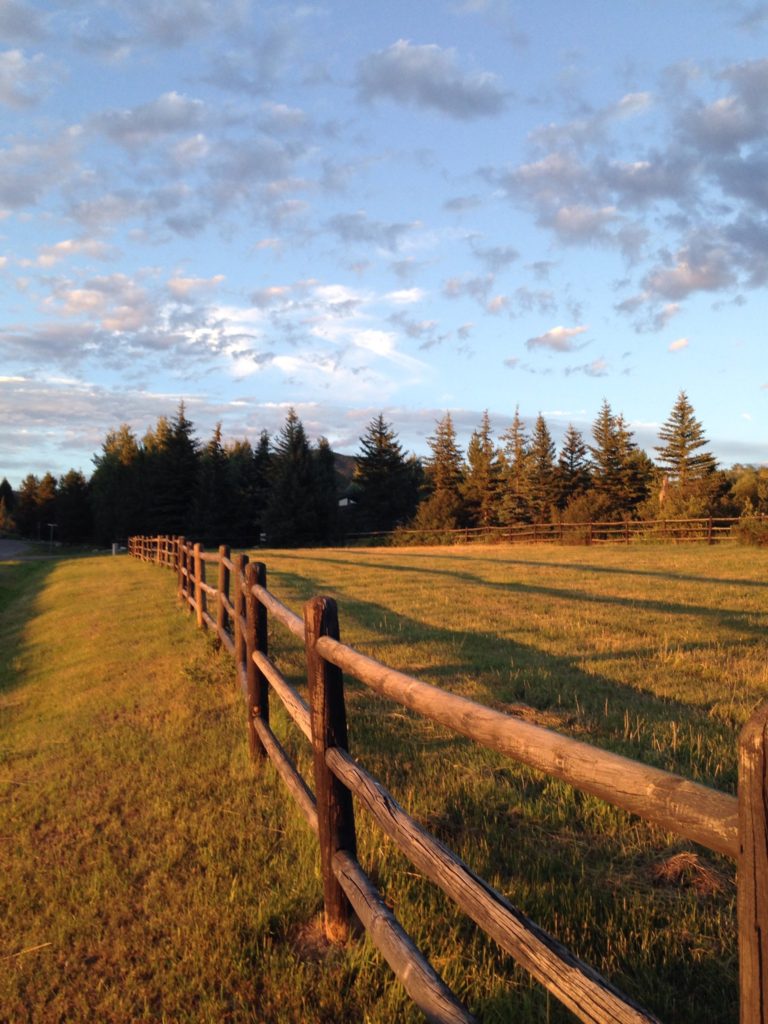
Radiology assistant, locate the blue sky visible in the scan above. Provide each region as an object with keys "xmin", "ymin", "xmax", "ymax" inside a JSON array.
[{"xmin": 1, "ymin": 0, "xmax": 767, "ymax": 485}]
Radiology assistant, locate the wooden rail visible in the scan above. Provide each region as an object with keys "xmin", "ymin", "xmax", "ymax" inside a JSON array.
[
  {"xmin": 348, "ymin": 515, "xmax": 750, "ymax": 547},
  {"xmin": 128, "ymin": 535, "xmax": 768, "ymax": 1023}
]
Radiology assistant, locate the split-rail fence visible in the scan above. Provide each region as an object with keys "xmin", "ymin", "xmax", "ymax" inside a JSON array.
[{"xmin": 129, "ymin": 533, "xmax": 768, "ymax": 1024}]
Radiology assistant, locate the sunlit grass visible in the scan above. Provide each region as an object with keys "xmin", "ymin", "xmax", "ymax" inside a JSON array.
[{"xmin": 3, "ymin": 542, "xmax": 765, "ymax": 1021}]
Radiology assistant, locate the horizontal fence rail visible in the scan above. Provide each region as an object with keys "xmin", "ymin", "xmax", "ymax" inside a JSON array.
[
  {"xmin": 347, "ymin": 515, "xmax": 751, "ymax": 547},
  {"xmin": 127, "ymin": 535, "xmax": 768, "ymax": 1023}
]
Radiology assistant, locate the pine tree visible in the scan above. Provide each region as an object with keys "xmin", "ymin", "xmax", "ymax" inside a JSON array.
[
  {"xmin": 264, "ymin": 409, "xmax": 316, "ymax": 546},
  {"xmin": 193, "ymin": 423, "xmax": 230, "ymax": 540},
  {"xmin": 15, "ymin": 474, "xmax": 40, "ymax": 538},
  {"xmin": 556, "ymin": 424, "xmax": 591, "ymax": 509},
  {"xmin": 354, "ymin": 414, "xmax": 419, "ymax": 532},
  {"xmin": 0, "ymin": 478, "xmax": 15, "ymax": 516},
  {"xmin": 410, "ymin": 413, "xmax": 465, "ymax": 532},
  {"xmin": 528, "ymin": 413, "xmax": 556, "ymax": 521},
  {"xmin": 461, "ymin": 411, "xmax": 501, "ymax": 528},
  {"xmin": 57, "ymin": 469, "xmax": 91, "ymax": 543},
  {"xmin": 313, "ymin": 436, "xmax": 338, "ymax": 544},
  {"xmin": 589, "ymin": 402, "xmax": 650, "ymax": 517},
  {"xmin": 655, "ymin": 391, "xmax": 717, "ymax": 487},
  {"xmin": 91, "ymin": 424, "xmax": 142, "ymax": 544},
  {"xmin": 499, "ymin": 407, "xmax": 531, "ymax": 524}
]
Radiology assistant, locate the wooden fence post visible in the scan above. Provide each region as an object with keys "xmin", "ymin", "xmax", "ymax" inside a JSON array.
[
  {"xmin": 244, "ymin": 562, "xmax": 269, "ymax": 759},
  {"xmin": 305, "ymin": 595, "xmax": 357, "ymax": 943},
  {"xmin": 193, "ymin": 543, "xmax": 204, "ymax": 629},
  {"xmin": 233, "ymin": 553, "xmax": 249, "ymax": 692},
  {"xmin": 176, "ymin": 537, "xmax": 185, "ymax": 598},
  {"xmin": 217, "ymin": 544, "xmax": 231, "ymax": 642},
  {"xmin": 738, "ymin": 705, "xmax": 768, "ymax": 1024}
]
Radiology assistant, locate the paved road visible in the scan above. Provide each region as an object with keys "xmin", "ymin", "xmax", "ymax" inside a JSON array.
[{"xmin": 0, "ymin": 539, "xmax": 31, "ymax": 559}]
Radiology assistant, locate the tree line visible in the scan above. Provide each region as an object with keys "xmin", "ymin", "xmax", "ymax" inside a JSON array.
[{"xmin": 1, "ymin": 392, "xmax": 766, "ymax": 548}]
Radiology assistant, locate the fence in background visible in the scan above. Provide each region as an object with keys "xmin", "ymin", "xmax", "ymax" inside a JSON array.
[
  {"xmin": 128, "ymin": 534, "xmax": 768, "ymax": 1024},
  {"xmin": 349, "ymin": 515, "xmax": 744, "ymax": 546}
]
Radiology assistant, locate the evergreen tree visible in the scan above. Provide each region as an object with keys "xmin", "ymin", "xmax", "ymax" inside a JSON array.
[
  {"xmin": 528, "ymin": 413, "xmax": 556, "ymax": 521},
  {"xmin": 0, "ymin": 478, "xmax": 15, "ymax": 515},
  {"xmin": 15, "ymin": 474, "xmax": 40, "ymax": 538},
  {"xmin": 589, "ymin": 402, "xmax": 650, "ymax": 517},
  {"xmin": 91, "ymin": 424, "xmax": 142, "ymax": 544},
  {"xmin": 264, "ymin": 409, "xmax": 317, "ymax": 546},
  {"xmin": 354, "ymin": 414, "xmax": 419, "ymax": 532},
  {"xmin": 146, "ymin": 402, "xmax": 199, "ymax": 535},
  {"xmin": 499, "ymin": 407, "xmax": 531, "ymax": 524},
  {"xmin": 57, "ymin": 469, "xmax": 91, "ymax": 543},
  {"xmin": 556, "ymin": 424, "xmax": 591, "ymax": 509},
  {"xmin": 227, "ymin": 437, "xmax": 268, "ymax": 545},
  {"xmin": 461, "ymin": 411, "xmax": 501, "ymax": 528},
  {"xmin": 410, "ymin": 413, "xmax": 465, "ymax": 532},
  {"xmin": 36, "ymin": 472, "xmax": 58, "ymax": 538},
  {"xmin": 193, "ymin": 423, "xmax": 230, "ymax": 541},
  {"xmin": 655, "ymin": 391, "xmax": 718, "ymax": 489},
  {"xmin": 313, "ymin": 436, "xmax": 338, "ymax": 544}
]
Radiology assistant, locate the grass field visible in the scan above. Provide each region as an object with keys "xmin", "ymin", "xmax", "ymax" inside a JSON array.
[{"xmin": 2, "ymin": 542, "xmax": 767, "ymax": 1022}]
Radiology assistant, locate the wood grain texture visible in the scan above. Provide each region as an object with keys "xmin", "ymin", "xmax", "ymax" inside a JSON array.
[
  {"xmin": 332, "ymin": 850, "xmax": 477, "ymax": 1024},
  {"xmin": 316, "ymin": 635, "xmax": 737, "ymax": 858},
  {"xmin": 738, "ymin": 704, "xmax": 768, "ymax": 1024},
  {"xmin": 305, "ymin": 597, "xmax": 357, "ymax": 943},
  {"xmin": 252, "ymin": 717, "xmax": 318, "ymax": 833},
  {"xmin": 327, "ymin": 747, "xmax": 660, "ymax": 1024},
  {"xmin": 253, "ymin": 649, "xmax": 311, "ymax": 741},
  {"xmin": 253, "ymin": 583, "xmax": 304, "ymax": 638}
]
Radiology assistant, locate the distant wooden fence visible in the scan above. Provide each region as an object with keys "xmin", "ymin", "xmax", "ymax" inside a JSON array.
[
  {"xmin": 128, "ymin": 534, "xmax": 768, "ymax": 1023},
  {"xmin": 350, "ymin": 515, "xmax": 744, "ymax": 546}
]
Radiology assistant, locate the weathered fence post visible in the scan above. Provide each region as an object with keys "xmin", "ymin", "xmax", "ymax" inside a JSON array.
[
  {"xmin": 738, "ymin": 705, "xmax": 768, "ymax": 1024},
  {"xmin": 177, "ymin": 537, "xmax": 185, "ymax": 600},
  {"xmin": 217, "ymin": 544, "xmax": 230, "ymax": 642},
  {"xmin": 305, "ymin": 595, "xmax": 357, "ymax": 943},
  {"xmin": 233, "ymin": 553, "xmax": 249, "ymax": 692},
  {"xmin": 244, "ymin": 562, "xmax": 269, "ymax": 759},
  {"xmin": 193, "ymin": 543, "xmax": 204, "ymax": 629}
]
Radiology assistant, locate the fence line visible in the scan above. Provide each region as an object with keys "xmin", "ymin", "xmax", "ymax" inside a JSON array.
[
  {"xmin": 128, "ymin": 534, "xmax": 767, "ymax": 1023},
  {"xmin": 348, "ymin": 515, "xmax": 747, "ymax": 547}
]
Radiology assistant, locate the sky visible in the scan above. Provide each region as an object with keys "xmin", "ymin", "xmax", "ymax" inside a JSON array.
[{"xmin": 1, "ymin": 0, "xmax": 768, "ymax": 486}]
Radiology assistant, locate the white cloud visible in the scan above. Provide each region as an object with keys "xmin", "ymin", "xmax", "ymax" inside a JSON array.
[
  {"xmin": 357, "ymin": 39, "xmax": 506, "ymax": 120},
  {"xmin": 167, "ymin": 273, "xmax": 224, "ymax": 300},
  {"xmin": 669, "ymin": 337, "xmax": 689, "ymax": 351},
  {"xmin": 526, "ymin": 325, "xmax": 589, "ymax": 352},
  {"xmin": 0, "ymin": 48, "xmax": 52, "ymax": 107},
  {"xmin": 385, "ymin": 288, "xmax": 425, "ymax": 304}
]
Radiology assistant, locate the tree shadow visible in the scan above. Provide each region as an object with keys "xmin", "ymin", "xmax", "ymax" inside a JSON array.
[{"xmin": 0, "ymin": 557, "xmax": 62, "ymax": 699}]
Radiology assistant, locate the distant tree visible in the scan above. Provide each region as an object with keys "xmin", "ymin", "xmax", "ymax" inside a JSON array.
[
  {"xmin": 555, "ymin": 424, "xmax": 591, "ymax": 510},
  {"xmin": 147, "ymin": 402, "xmax": 199, "ymax": 535},
  {"xmin": 354, "ymin": 414, "xmax": 419, "ymax": 532},
  {"xmin": 91, "ymin": 424, "xmax": 142, "ymax": 544},
  {"xmin": 461, "ymin": 410, "xmax": 502, "ymax": 528},
  {"xmin": 0, "ymin": 477, "xmax": 15, "ymax": 514},
  {"xmin": 264, "ymin": 409, "xmax": 317, "ymax": 546},
  {"xmin": 0, "ymin": 497, "xmax": 14, "ymax": 535},
  {"xmin": 527, "ymin": 413, "xmax": 556, "ymax": 521},
  {"xmin": 36, "ymin": 472, "xmax": 58, "ymax": 536},
  {"xmin": 409, "ymin": 412, "xmax": 465, "ymax": 532},
  {"xmin": 193, "ymin": 423, "xmax": 230, "ymax": 541},
  {"xmin": 655, "ymin": 392, "xmax": 717, "ymax": 486},
  {"xmin": 589, "ymin": 401, "xmax": 650, "ymax": 518},
  {"xmin": 313, "ymin": 436, "xmax": 338, "ymax": 544},
  {"xmin": 57, "ymin": 469, "xmax": 91, "ymax": 543},
  {"xmin": 15, "ymin": 475, "xmax": 41, "ymax": 538},
  {"xmin": 499, "ymin": 407, "xmax": 531, "ymax": 524}
]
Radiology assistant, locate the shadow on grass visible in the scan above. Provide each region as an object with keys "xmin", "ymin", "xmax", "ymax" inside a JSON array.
[
  {"xmin": 0, "ymin": 557, "xmax": 60, "ymax": 698},
  {"xmin": 279, "ymin": 551, "xmax": 767, "ymax": 640},
  {"xmin": 269, "ymin": 567, "xmax": 741, "ymax": 793}
]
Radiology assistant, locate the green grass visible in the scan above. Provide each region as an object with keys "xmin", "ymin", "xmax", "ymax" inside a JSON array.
[{"xmin": 3, "ymin": 542, "xmax": 766, "ymax": 1021}]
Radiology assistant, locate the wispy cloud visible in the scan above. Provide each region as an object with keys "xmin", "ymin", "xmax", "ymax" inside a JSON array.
[{"xmin": 526, "ymin": 325, "xmax": 589, "ymax": 352}]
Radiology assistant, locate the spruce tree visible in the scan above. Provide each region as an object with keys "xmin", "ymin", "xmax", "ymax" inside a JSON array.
[
  {"xmin": 91, "ymin": 424, "xmax": 142, "ymax": 543},
  {"xmin": 313, "ymin": 436, "xmax": 338, "ymax": 544},
  {"xmin": 354, "ymin": 414, "xmax": 418, "ymax": 532},
  {"xmin": 556, "ymin": 424, "xmax": 591, "ymax": 509},
  {"xmin": 499, "ymin": 407, "xmax": 531, "ymax": 524},
  {"xmin": 461, "ymin": 411, "xmax": 501, "ymax": 528},
  {"xmin": 528, "ymin": 413, "xmax": 556, "ymax": 521},
  {"xmin": 193, "ymin": 424, "xmax": 230, "ymax": 541},
  {"xmin": 264, "ymin": 409, "xmax": 316, "ymax": 546},
  {"xmin": 57, "ymin": 469, "xmax": 91, "ymax": 543},
  {"xmin": 655, "ymin": 391, "xmax": 717, "ymax": 487},
  {"xmin": 410, "ymin": 412, "xmax": 465, "ymax": 532},
  {"xmin": 589, "ymin": 402, "xmax": 650, "ymax": 517}
]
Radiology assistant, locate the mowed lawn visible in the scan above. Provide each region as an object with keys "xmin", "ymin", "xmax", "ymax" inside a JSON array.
[{"xmin": 2, "ymin": 542, "xmax": 767, "ymax": 1022}]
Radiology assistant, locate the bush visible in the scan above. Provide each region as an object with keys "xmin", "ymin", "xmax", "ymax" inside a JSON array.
[{"xmin": 735, "ymin": 516, "xmax": 768, "ymax": 547}]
